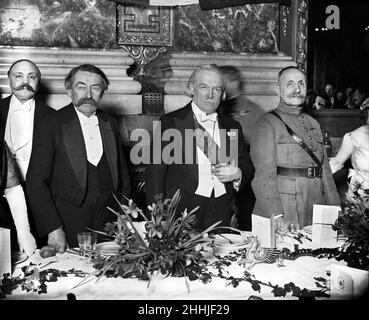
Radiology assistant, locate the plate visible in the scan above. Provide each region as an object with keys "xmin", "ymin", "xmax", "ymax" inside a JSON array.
[
  {"xmin": 211, "ymin": 233, "xmax": 253, "ymax": 248},
  {"xmin": 302, "ymin": 225, "xmax": 312, "ymax": 235},
  {"xmin": 11, "ymin": 251, "xmax": 28, "ymax": 265},
  {"xmin": 96, "ymin": 241, "xmax": 121, "ymax": 256}
]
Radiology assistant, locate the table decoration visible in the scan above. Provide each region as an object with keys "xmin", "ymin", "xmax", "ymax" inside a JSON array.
[
  {"xmin": 80, "ymin": 190, "xmax": 233, "ymax": 290},
  {"xmin": 0, "ymin": 264, "xmax": 88, "ymax": 298},
  {"xmin": 0, "ymin": 190, "xmax": 354, "ymax": 300},
  {"xmin": 332, "ymin": 191, "xmax": 369, "ymax": 270}
]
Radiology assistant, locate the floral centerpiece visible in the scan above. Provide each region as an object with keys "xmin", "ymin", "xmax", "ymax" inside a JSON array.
[
  {"xmin": 333, "ymin": 188, "xmax": 369, "ymax": 270},
  {"xmin": 88, "ymin": 190, "xmax": 223, "ymax": 287}
]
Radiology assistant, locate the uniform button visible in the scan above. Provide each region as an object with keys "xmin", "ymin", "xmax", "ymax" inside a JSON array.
[
  {"xmin": 309, "ymin": 145, "xmax": 313, "ymax": 149},
  {"xmin": 304, "ymin": 128, "xmax": 308, "ymax": 132},
  {"xmin": 308, "ymin": 136, "xmax": 312, "ymax": 140}
]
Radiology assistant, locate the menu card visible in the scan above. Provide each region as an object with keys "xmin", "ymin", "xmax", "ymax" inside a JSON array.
[
  {"xmin": 0, "ymin": 227, "xmax": 11, "ymax": 280},
  {"xmin": 312, "ymin": 204, "xmax": 341, "ymax": 248},
  {"xmin": 252, "ymin": 214, "xmax": 282, "ymax": 248},
  {"xmin": 330, "ymin": 264, "xmax": 369, "ymax": 300}
]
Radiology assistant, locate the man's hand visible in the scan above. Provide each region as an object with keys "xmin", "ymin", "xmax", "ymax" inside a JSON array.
[
  {"xmin": 48, "ymin": 228, "xmax": 67, "ymax": 253},
  {"xmin": 211, "ymin": 163, "xmax": 242, "ymax": 183}
]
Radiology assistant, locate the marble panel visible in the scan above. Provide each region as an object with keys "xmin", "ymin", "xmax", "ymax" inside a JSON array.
[
  {"xmin": 0, "ymin": 0, "xmax": 117, "ymax": 48},
  {"xmin": 176, "ymin": 3, "xmax": 280, "ymax": 53}
]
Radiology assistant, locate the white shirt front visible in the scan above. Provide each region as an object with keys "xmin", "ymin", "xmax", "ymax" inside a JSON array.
[
  {"xmin": 191, "ymin": 102, "xmax": 226, "ymax": 198},
  {"xmin": 74, "ymin": 107, "xmax": 103, "ymax": 166},
  {"xmin": 5, "ymin": 95, "xmax": 35, "ymax": 181}
]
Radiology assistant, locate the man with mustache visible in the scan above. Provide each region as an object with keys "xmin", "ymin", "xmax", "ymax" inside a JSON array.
[
  {"xmin": 145, "ymin": 64, "xmax": 254, "ymax": 231},
  {"xmin": 250, "ymin": 66, "xmax": 340, "ymax": 229},
  {"xmin": 26, "ymin": 64, "xmax": 131, "ymax": 252},
  {"xmin": 0, "ymin": 59, "xmax": 54, "ymax": 254}
]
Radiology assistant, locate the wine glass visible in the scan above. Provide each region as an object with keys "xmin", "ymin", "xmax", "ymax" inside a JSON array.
[{"xmin": 286, "ymin": 220, "xmax": 299, "ymax": 234}]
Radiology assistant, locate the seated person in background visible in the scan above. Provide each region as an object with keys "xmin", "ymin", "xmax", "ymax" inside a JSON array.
[
  {"xmin": 335, "ymin": 91, "xmax": 346, "ymax": 109},
  {"xmin": 0, "ymin": 140, "xmax": 36, "ymax": 256},
  {"xmin": 351, "ymin": 88, "xmax": 367, "ymax": 109},
  {"xmin": 324, "ymin": 83, "xmax": 337, "ymax": 109},
  {"xmin": 313, "ymin": 91, "xmax": 328, "ymax": 110},
  {"xmin": 329, "ymin": 101, "xmax": 369, "ymax": 207},
  {"xmin": 344, "ymin": 87, "xmax": 354, "ymax": 108}
]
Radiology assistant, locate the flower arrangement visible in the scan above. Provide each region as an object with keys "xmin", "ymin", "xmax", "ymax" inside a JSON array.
[
  {"xmin": 333, "ymin": 188, "xmax": 369, "ymax": 270},
  {"xmin": 89, "ymin": 190, "xmax": 223, "ymax": 288}
]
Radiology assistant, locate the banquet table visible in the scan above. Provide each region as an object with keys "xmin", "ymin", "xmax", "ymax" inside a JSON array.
[{"xmin": 4, "ymin": 233, "xmax": 349, "ymax": 300}]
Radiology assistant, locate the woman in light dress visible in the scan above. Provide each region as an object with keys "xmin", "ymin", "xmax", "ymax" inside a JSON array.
[{"xmin": 329, "ymin": 98, "xmax": 369, "ymax": 207}]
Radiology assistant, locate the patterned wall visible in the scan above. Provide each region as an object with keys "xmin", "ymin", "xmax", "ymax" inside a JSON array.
[
  {"xmin": 0, "ymin": 0, "xmax": 117, "ymax": 48},
  {"xmin": 176, "ymin": 3, "xmax": 280, "ymax": 53},
  {"xmin": 0, "ymin": 1, "xmax": 281, "ymax": 54}
]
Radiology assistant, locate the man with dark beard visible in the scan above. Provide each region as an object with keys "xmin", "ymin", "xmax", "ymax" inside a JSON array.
[
  {"xmin": 250, "ymin": 66, "xmax": 340, "ymax": 229},
  {"xmin": 26, "ymin": 64, "xmax": 131, "ymax": 252}
]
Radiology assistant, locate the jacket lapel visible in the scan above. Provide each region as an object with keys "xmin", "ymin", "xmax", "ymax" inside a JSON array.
[
  {"xmin": 217, "ymin": 113, "xmax": 231, "ymax": 161},
  {"xmin": 174, "ymin": 103, "xmax": 198, "ymax": 180},
  {"xmin": 97, "ymin": 111, "xmax": 118, "ymax": 190},
  {"xmin": 0, "ymin": 96, "xmax": 11, "ymax": 139},
  {"xmin": 61, "ymin": 104, "xmax": 87, "ymax": 189}
]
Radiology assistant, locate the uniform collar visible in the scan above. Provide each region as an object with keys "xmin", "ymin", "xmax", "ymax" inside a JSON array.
[{"xmin": 277, "ymin": 100, "xmax": 303, "ymax": 116}]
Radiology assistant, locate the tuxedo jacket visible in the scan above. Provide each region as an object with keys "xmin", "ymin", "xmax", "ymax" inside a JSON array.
[
  {"xmin": 26, "ymin": 103, "xmax": 131, "ymax": 238},
  {"xmin": 0, "ymin": 95, "xmax": 54, "ymax": 230},
  {"xmin": 145, "ymin": 103, "xmax": 254, "ymax": 205},
  {"xmin": 0, "ymin": 95, "xmax": 55, "ymax": 146}
]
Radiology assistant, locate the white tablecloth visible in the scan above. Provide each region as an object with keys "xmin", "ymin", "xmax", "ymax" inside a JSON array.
[{"xmin": 6, "ymin": 240, "xmax": 347, "ymax": 300}]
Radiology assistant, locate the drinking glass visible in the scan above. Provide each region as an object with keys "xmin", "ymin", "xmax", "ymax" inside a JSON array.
[
  {"xmin": 77, "ymin": 232, "xmax": 97, "ymax": 258},
  {"xmin": 286, "ymin": 220, "xmax": 299, "ymax": 234}
]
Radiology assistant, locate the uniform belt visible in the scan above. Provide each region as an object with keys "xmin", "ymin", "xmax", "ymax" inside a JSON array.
[{"xmin": 277, "ymin": 166, "xmax": 322, "ymax": 178}]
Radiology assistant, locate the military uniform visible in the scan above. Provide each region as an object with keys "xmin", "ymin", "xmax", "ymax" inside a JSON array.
[{"xmin": 250, "ymin": 101, "xmax": 340, "ymax": 228}]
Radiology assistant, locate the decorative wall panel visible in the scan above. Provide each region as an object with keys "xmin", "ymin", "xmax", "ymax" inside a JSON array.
[
  {"xmin": 117, "ymin": 4, "xmax": 174, "ymax": 46},
  {"xmin": 0, "ymin": 0, "xmax": 117, "ymax": 48},
  {"xmin": 176, "ymin": 3, "xmax": 280, "ymax": 53}
]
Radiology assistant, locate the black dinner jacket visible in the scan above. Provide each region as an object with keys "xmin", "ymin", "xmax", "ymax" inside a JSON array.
[
  {"xmin": 26, "ymin": 103, "xmax": 131, "ymax": 237},
  {"xmin": 145, "ymin": 103, "xmax": 254, "ymax": 205},
  {"xmin": 0, "ymin": 95, "xmax": 55, "ymax": 143},
  {"xmin": 0, "ymin": 95, "xmax": 55, "ymax": 229}
]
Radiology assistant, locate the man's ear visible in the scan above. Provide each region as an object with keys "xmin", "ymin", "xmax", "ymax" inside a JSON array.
[
  {"xmin": 67, "ymin": 89, "xmax": 72, "ymax": 98},
  {"xmin": 222, "ymin": 90, "xmax": 226, "ymax": 101}
]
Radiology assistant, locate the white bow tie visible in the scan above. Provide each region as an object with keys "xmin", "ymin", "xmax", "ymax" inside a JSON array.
[
  {"xmin": 198, "ymin": 112, "xmax": 217, "ymax": 123},
  {"xmin": 83, "ymin": 115, "xmax": 99, "ymax": 127}
]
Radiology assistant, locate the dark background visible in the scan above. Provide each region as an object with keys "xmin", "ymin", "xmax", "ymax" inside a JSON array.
[{"xmin": 307, "ymin": 0, "xmax": 369, "ymax": 92}]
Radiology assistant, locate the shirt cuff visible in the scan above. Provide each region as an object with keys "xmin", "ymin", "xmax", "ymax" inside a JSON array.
[{"xmin": 233, "ymin": 172, "xmax": 242, "ymax": 191}]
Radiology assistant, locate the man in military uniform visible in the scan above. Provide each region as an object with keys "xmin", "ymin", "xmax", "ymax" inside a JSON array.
[{"xmin": 250, "ymin": 66, "xmax": 340, "ymax": 228}]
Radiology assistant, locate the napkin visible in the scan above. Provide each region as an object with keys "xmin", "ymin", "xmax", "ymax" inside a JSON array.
[
  {"xmin": 330, "ymin": 264, "xmax": 369, "ymax": 300},
  {"xmin": 0, "ymin": 227, "xmax": 11, "ymax": 279},
  {"xmin": 312, "ymin": 204, "xmax": 340, "ymax": 248}
]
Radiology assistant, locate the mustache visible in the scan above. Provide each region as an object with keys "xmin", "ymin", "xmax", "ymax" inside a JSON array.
[
  {"xmin": 288, "ymin": 93, "xmax": 305, "ymax": 99},
  {"xmin": 14, "ymin": 84, "xmax": 35, "ymax": 92},
  {"xmin": 76, "ymin": 98, "xmax": 99, "ymax": 107}
]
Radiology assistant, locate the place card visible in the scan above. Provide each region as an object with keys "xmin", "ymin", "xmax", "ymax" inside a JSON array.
[
  {"xmin": 312, "ymin": 204, "xmax": 341, "ymax": 248},
  {"xmin": 330, "ymin": 264, "xmax": 369, "ymax": 300},
  {"xmin": 0, "ymin": 227, "xmax": 11, "ymax": 280},
  {"xmin": 252, "ymin": 214, "xmax": 283, "ymax": 248}
]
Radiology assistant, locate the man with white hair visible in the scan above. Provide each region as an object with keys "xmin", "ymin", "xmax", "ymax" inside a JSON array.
[{"xmin": 145, "ymin": 64, "xmax": 254, "ymax": 231}]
